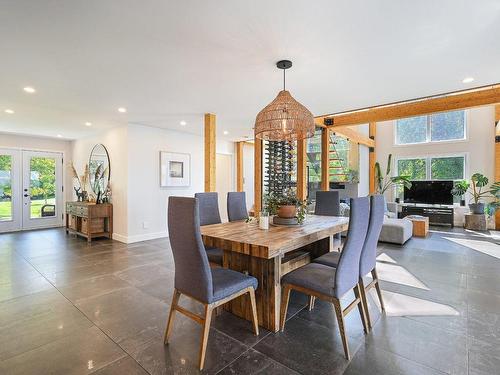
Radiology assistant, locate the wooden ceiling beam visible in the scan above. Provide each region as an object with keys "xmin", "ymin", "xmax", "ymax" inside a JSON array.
[
  {"xmin": 316, "ymin": 84, "xmax": 500, "ymax": 127},
  {"xmin": 314, "ymin": 120, "xmax": 375, "ymax": 147}
]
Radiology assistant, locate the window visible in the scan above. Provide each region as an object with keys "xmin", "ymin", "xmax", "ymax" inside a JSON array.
[
  {"xmin": 396, "ymin": 155, "xmax": 465, "ymax": 181},
  {"xmin": 396, "ymin": 155, "xmax": 465, "ymax": 202},
  {"xmin": 395, "ymin": 110, "xmax": 466, "ymax": 145},
  {"xmin": 306, "ymin": 128, "xmax": 322, "ymax": 200}
]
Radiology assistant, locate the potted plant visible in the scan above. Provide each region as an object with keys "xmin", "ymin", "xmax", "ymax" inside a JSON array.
[
  {"xmin": 451, "ymin": 173, "xmax": 500, "ymax": 214},
  {"xmin": 451, "ymin": 180, "xmax": 470, "ymax": 206},
  {"xmin": 374, "ymin": 154, "xmax": 412, "ymax": 195},
  {"xmin": 264, "ymin": 190, "xmax": 309, "ymax": 224}
]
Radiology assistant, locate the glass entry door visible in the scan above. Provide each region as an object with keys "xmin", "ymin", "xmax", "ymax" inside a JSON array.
[
  {"xmin": 0, "ymin": 149, "xmax": 63, "ymax": 233},
  {"xmin": 0, "ymin": 149, "xmax": 21, "ymax": 232},
  {"xmin": 22, "ymin": 151, "xmax": 63, "ymax": 230}
]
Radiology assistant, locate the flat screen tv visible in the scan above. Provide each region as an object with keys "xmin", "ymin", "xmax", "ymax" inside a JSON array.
[{"xmin": 403, "ymin": 180, "xmax": 454, "ymax": 205}]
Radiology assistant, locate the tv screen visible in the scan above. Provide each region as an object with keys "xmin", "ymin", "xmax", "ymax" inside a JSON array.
[{"xmin": 403, "ymin": 180, "xmax": 454, "ymax": 205}]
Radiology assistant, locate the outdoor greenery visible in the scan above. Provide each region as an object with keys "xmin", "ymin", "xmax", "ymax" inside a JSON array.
[
  {"xmin": 0, "ymin": 198, "xmax": 55, "ymax": 220},
  {"xmin": 397, "ymin": 156, "xmax": 465, "ymax": 181},
  {"xmin": 374, "ymin": 154, "xmax": 412, "ymax": 194},
  {"xmin": 396, "ymin": 110, "xmax": 465, "ymax": 145}
]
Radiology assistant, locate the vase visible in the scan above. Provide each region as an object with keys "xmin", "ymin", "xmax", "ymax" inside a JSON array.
[
  {"xmin": 278, "ymin": 205, "xmax": 297, "ymax": 218},
  {"xmin": 469, "ymin": 203, "xmax": 485, "ymax": 214}
]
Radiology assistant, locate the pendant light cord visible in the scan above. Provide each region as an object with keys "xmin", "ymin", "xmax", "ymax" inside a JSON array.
[{"xmin": 283, "ymin": 68, "xmax": 286, "ymax": 91}]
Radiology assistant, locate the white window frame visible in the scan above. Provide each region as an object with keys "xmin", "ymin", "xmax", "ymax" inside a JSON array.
[
  {"xmin": 395, "ymin": 153, "xmax": 468, "ymax": 181},
  {"xmin": 394, "ymin": 110, "xmax": 468, "ymax": 146}
]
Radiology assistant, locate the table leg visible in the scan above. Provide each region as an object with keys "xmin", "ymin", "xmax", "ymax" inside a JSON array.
[{"xmin": 223, "ymin": 250, "xmax": 281, "ymax": 332}]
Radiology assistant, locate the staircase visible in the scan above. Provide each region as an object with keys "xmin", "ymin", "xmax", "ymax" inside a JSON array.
[{"xmin": 328, "ymin": 134, "xmax": 348, "ymax": 180}]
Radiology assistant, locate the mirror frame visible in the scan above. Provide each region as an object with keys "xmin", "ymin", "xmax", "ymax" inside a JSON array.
[{"xmin": 88, "ymin": 144, "xmax": 111, "ymax": 194}]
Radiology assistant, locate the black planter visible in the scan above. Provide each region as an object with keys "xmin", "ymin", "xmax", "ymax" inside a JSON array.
[{"xmin": 469, "ymin": 203, "xmax": 485, "ymax": 214}]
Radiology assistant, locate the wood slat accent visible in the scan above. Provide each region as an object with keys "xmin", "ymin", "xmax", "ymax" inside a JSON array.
[
  {"xmin": 236, "ymin": 141, "xmax": 244, "ymax": 192},
  {"xmin": 200, "ymin": 215, "xmax": 348, "ymax": 259},
  {"xmin": 316, "ymin": 84, "xmax": 500, "ymax": 127},
  {"xmin": 321, "ymin": 127, "xmax": 330, "ymax": 191},
  {"xmin": 296, "ymin": 138, "xmax": 307, "ymax": 200},
  {"xmin": 254, "ymin": 138, "xmax": 263, "ymax": 215},
  {"xmin": 369, "ymin": 122, "xmax": 376, "ymax": 194},
  {"xmin": 204, "ymin": 113, "xmax": 216, "ymax": 192}
]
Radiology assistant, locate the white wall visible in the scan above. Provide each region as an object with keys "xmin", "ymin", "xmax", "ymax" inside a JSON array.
[
  {"xmin": 0, "ymin": 133, "xmax": 73, "ymax": 201},
  {"xmin": 126, "ymin": 124, "xmax": 235, "ymax": 243},
  {"xmin": 376, "ymin": 106, "xmax": 495, "ymax": 201},
  {"xmin": 71, "ymin": 126, "xmax": 129, "ymax": 240},
  {"xmin": 242, "ymin": 143, "xmax": 255, "ymax": 210}
]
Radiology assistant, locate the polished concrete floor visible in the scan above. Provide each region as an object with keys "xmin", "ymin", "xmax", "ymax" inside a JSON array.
[{"xmin": 0, "ymin": 227, "xmax": 499, "ymax": 374}]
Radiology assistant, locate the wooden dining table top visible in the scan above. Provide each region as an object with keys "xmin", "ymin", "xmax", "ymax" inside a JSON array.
[{"xmin": 200, "ymin": 215, "xmax": 349, "ymax": 259}]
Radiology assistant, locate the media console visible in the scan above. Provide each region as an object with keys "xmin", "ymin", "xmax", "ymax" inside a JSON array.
[{"xmin": 399, "ymin": 205, "xmax": 454, "ymax": 227}]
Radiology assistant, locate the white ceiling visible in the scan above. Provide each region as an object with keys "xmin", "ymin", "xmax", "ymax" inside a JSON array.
[{"xmin": 1, "ymin": 0, "xmax": 499, "ymax": 141}]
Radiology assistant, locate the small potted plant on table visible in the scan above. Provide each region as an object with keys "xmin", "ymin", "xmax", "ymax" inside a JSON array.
[{"xmin": 264, "ymin": 189, "xmax": 309, "ymax": 225}]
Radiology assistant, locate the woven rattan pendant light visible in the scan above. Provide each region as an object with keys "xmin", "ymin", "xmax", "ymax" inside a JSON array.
[{"xmin": 254, "ymin": 60, "xmax": 315, "ymax": 141}]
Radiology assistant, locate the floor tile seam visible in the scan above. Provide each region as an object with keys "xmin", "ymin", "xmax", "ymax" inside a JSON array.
[
  {"xmin": 365, "ymin": 336, "xmax": 464, "ymax": 374},
  {"xmin": 361, "ymin": 341, "xmax": 450, "ymax": 375}
]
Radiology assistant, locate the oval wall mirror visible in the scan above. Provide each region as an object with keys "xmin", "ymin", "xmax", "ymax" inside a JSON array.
[{"xmin": 89, "ymin": 144, "xmax": 110, "ymax": 194}]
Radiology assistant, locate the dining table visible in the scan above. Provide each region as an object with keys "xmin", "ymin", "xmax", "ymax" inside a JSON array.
[{"xmin": 200, "ymin": 215, "xmax": 349, "ymax": 332}]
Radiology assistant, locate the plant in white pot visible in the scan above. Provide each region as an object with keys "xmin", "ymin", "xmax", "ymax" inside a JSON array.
[{"xmin": 451, "ymin": 173, "xmax": 500, "ymax": 214}]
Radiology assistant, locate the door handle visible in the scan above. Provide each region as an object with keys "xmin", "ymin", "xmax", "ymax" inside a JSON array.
[{"xmin": 24, "ymin": 194, "xmax": 30, "ymax": 197}]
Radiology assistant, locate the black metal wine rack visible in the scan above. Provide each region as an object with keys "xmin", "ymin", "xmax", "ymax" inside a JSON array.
[{"xmin": 264, "ymin": 141, "xmax": 296, "ymax": 196}]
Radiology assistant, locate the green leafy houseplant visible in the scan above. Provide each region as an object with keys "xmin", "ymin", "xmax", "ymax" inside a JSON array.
[
  {"xmin": 374, "ymin": 154, "xmax": 412, "ymax": 194},
  {"xmin": 263, "ymin": 189, "xmax": 309, "ymax": 224},
  {"xmin": 451, "ymin": 173, "xmax": 500, "ymax": 214}
]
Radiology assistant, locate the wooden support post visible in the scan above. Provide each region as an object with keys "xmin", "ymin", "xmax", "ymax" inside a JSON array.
[
  {"xmin": 369, "ymin": 122, "xmax": 377, "ymax": 194},
  {"xmin": 236, "ymin": 141, "xmax": 244, "ymax": 192},
  {"xmin": 204, "ymin": 113, "xmax": 216, "ymax": 192},
  {"xmin": 297, "ymin": 138, "xmax": 307, "ymax": 201},
  {"xmin": 495, "ymin": 105, "xmax": 500, "ymax": 229},
  {"xmin": 254, "ymin": 138, "xmax": 263, "ymax": 215},
  {"xmin": 321, "ymin": 127, "xmax": 330, "ymax": 191}
]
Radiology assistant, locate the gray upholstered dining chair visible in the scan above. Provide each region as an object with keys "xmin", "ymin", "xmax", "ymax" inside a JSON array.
[
  {"xmin": 164, "ymin": 197, "xmax": 259, "ymax": 370},
  {"xmin": 194, "ymin": 192, "xmax": 223, "ymax": 265},
  {"xmin": 227, "ymin": 192, "xmax": 249, "ymax": 222},
  {"xmin": 279, "ymin": 197, "xmax": 370, "ymax": 360},
  {"xmin": 314, "ymin": 190, "xmax": 341, "ymax": 247},
  {"xmin": 314, "ymin": 195, "xmax": 386, "ymax": 330}
]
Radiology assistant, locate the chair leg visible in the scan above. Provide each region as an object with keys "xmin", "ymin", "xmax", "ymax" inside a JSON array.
[
  {"xmin": 164, "ymin": 289, "xmax": 181, "ymax": 344},
  {"xmin": 199, "ymin": 304, "xmax": 213, "ymax": 371},
  {"xmin": 280, "ymin": 284, "xmax": 291, "ymax": 331},
  {"xmin": 353, "ymin": 284, "xmax": 368, "ymax": 334},
  {"xmin": 372, "ymin": 269, "xmax": 385, "ymax": 312},
  {"xmin": 308, "ymin": 296, "xmax": 316, "ymax": 311},
  {"xmin": 332, "ymin": 298, "xmax": 350, "ymax": 360},
  {"xmin": 248, "ymin": 288, "xmax": 259, "ymax": 336},
  {"xmin": 358, "ymin": 278, "xmax": 372, "ymax": 331}
]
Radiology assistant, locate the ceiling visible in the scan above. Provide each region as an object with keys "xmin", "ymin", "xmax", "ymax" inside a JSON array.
[{"xmin": 1, "ymin": 0, "xmax": 499, "ymax": 141}]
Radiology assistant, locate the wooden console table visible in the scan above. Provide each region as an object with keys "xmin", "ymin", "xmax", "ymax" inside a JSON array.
[{"xmin": 66, "ymin": 202, "xmax": 113, "ymax": 242}]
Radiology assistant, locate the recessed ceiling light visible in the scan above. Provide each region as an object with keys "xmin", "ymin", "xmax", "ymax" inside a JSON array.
[
  {"xmin": 118, "ymin": 107, "xmax": 127, "ymax": 113},
  {"xmin": 462, "ymin": 77, "xmax": 474, "ymax": 83},
  {"xmin": 23, "ymin": 86, "xmax": 36, "ymax": 93},
  {"xmin": 85, "ymin": 122, "xmax": 92, "ymax": 126},
  {"xmin": 180, "ymin": 120, "xmax": 187, "ymax": 126},
  {"xmin": 223, "ymin": 130, "xmax": 229, "ymax": 135},
  {"xmin": 4, "ymin": 109, "xmax": 14, "ymax": 114},
  {"xmin": 56, "ymin": 134, "xmax": 62, "ymax": 138}
]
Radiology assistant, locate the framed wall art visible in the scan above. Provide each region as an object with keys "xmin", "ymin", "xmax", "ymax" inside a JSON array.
[{"xmin": 160, "ymin": 151, "xmax": 190, "ymax": 187}]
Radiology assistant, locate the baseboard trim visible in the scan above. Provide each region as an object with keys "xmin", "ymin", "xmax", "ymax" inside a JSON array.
[{"xmin": 112, "ymin": 231, "xmax": 169, "ymax": 244}]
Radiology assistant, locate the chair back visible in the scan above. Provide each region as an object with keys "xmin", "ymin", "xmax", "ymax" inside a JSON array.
[
  {"xmin": 359, "ymin": 195, "xmax": 385, "ymax": 276},
  {"xmin": 334, "ymin": 197, "xmax": 370, "ymax": 297},
  {"xmin": 195, "ymin": 192, "xmax": 222, "ymax": 226},
  {"xmin": 168, "ymin": 197, "xmax": 213, "ymax": 303},
  {"xmin": 314, "ymin": 191, "xmax": 340, "ymax": 216},
  {"xmin": 227, "ymin": 192, "xmax": 248, "ymax": 222}
]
